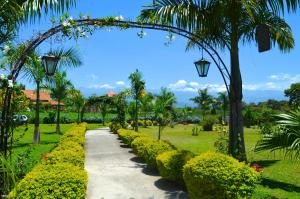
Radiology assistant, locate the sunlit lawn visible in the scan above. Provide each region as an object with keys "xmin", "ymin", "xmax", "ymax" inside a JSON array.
[
  {"xmin": 139, "ymin": 124, "xmax": 300, "ymax": 199},
  {"xmin": 11, "ymin": 123, "xmax": 103, "ymax": 174}
]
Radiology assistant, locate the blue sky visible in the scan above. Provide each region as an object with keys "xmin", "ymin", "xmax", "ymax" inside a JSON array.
[{"xmin": 17, "ymin": 0, "xmax": 300, "ymax": 105}]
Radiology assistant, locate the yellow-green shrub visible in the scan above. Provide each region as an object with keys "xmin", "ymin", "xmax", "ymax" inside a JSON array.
[
  {"xmin": 8, "ymin": 163, "xmax": 87, "ymax": 199},
  {"xmin": 118, "ymin": 129, "xmax": 147, "ymax": 146},
  {"xmin": 156, "ymin": 150, "xmax": 194, "ymax": 183},
  {"xmin": 183, "ymin": 152, "xmax": 259, "ymax": 199},
  {"xmin": 55, "ymin": 140, "xmax": 82, "ymax": 152},
  {"xmin": 131, "ymin": 137, "xmax": 154, "ymax": 156},
  {"xmin": 46, "ymin": 149, "xmax": 84, "ymax": 168},
  {"xmin": 109, "ymin": 122, "xmax": 122, "ymax": 133},
  {"xmin": 144, "ymin": 140, "xmax": 174, "ymax": 168},
  {"xmin": 9, "ymin": 123, "xmax": 88, "ymax": 198}
]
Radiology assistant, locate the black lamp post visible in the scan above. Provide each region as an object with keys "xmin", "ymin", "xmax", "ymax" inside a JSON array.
[
  {"xmin": 194, "ymin": 58, "xmax": 211, "ymax": 77},
  {"xmin": 42, "ymin": 55, "xmax": 60, "ymax": 76}
]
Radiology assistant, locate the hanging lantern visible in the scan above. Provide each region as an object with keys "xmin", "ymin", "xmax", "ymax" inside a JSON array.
[
  {"xmin": 194, "ymin": 58, "xmax": 211, "ymax": 77},
  {"xmin": 42, "ymin": 55, "xmax": 59, "ymax": 76},
  {"xmin": 256, "ymin": 24, "xmax": 271, "ymax": 53}
]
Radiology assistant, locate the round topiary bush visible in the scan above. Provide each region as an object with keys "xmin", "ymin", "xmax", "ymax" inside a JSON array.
[
  {"xmin": 183, "ymin": 152, "xmax": 259, "ymax": 199},
  {"xmin": 156, "ymin": 150, "xmax": 194, "ymax": 183},
  {"xmin": 144, "ymin": 140, "xmax": 174, "ymax": 168}
]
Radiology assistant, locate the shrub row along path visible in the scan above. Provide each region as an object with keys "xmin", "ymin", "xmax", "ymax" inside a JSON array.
[{"xmin": 85, "ymin": 128, "xmax": 188, "ymax": 199}]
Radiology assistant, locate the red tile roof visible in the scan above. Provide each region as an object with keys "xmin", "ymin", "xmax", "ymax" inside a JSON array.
[
  {"xmin": 107, "ymin": 91, "xmax": 117, "ymax": 97},
  {"xmin": 22, "ymin": 90, "xmax": 64, "ymax": 106}
]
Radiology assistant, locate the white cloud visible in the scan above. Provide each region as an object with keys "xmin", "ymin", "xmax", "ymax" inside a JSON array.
[
  {"xmin": 88, "ymin": 83, "xmax": 115, "ymax": 89},
  {"xmin": 168, "ymin": 80, "xmax": 226, "ymax": 93},
  {"xmin": 116, "ymin": 81, "xmax": 125, "ymax": 86},
  {"xmin": 189, "ymin": 82, "xmax": 199, "ymax": 87},
  {"xmin": 168, "ymin": 79, "xmax": 284, "ymax": 93},
  {"xmin": 243, "ymin": 82, "xmax": 282, "ymax": 91},
  {"xmin": 269, "ymin": 73, "xmax": 300, "ymax": 83}
]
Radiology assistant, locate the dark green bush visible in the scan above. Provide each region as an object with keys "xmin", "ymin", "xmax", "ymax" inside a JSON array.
[
  {"xmin": 202, "ymin": 115, "xmax": 217, "ymax": 131},
  {"xmin": 183, "ymin": 152, "xmax": 259, "ymax": 199},
  {"xmin": 42, "ymin": 112, "xmax": 56, "ymax": 124},
  {"xmin": 156, "ymin": 150, "xmax": 194, "ymax": 183}
]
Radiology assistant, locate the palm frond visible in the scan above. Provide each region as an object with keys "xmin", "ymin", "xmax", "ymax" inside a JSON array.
[
  {"xmin": 49, "ymin": 47, "xmax": 82, "ymax": 69},
  {"xmin": 255, "ymin": 109, "xmax": 300, "ymax": 159},
  {"xmin": 22, "ymin": 0, "xmax": 77, "ymax": 22}
]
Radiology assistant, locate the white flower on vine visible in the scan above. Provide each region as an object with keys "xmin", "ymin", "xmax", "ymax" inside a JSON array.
[
  {"xmin": 69, "ymin": 16, "xmax": 73, "ymax": 21},
  {"xmin": 3, "ymin": 45, "xmax": 10, "ymax": 54},
  {"xmin": 83, "ymin": 15, "xmax": 89, "ymax": 20},
  {"xmin": 76, "ymin": 27, "xmax": 81, "ymax": 31},
  {"xmin": 115, "ymin": 15, "xmax": 124, "ymax": 21},
  {"xmin": 62, "ymin": 21, "xmax": 71, "ymax": 27},
  {"xmin": 8, "ymin": 80, "xmax": 13, "ymax": 88},
  {"xmin": 167, "ymin": 34, "xmax": 175, "ymax": 41},
  {"xmin": 0, "ymin": 74, "xmax": 6, "ymax": 80}
]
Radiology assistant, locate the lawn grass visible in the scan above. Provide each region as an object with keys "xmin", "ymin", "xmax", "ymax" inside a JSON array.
[
  {"xmin": 139, "ymin": 125, "xmax": 300, "ymax": 199},
  {"xmin": 11, "ymin": 124, "xmax": 74, "ymax": 163}
]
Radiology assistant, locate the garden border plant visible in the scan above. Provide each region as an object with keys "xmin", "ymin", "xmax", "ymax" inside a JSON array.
[
  {"xmin": 8, "ymin": 123, "xmax": 88, "ymax": 199},
  {"xmin": 116, "ymin": 128, "xmax": 260, "ymax": 198}
]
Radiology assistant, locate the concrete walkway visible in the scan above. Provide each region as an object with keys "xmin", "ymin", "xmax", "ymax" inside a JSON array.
[{"xmin": 85, "ymin": 128, "xmax": 188, "ymax": 199}]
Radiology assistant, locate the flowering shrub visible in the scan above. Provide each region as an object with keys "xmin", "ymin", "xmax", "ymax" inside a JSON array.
[{"xmin": 251, "ymin": 163, "xmax": 263, "ymax": 173}]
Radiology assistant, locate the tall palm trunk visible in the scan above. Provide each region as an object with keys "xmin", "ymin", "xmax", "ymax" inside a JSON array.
[
  {"xmin": 158, "ymin": 125, "xmax": 161, "ymax": 140},
  {"xmin": 228, "ymin": 15, "xmax": 247, "ymax": 161},
  {"xmin": 33, "ymin": 81, "xmax": 40, "ymax": 144},
  {"xmin": 135, "ymin": 97, "xmax": 138, "ymax": 132},
  {"xmin": 102, "ymin": 114, "xmax": 105, "ymax": 126},
  {"xmin": 56, "ymin": 99, "xmax": 61, "ymax": 134},
  {"xmin": 77, "ymin": 109, "xmax": 80, "ymax": 124}
]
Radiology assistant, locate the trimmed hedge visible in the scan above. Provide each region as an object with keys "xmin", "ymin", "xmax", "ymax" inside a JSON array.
[
  {"xmin": 117, "ymin": 129, "xmax": 147, "ymax": 146},
  {"xmin": 109, "ymin": 122, "xmax": 122, "ymax": 133},
  {"xmin": 120, "ymin": 129, "xmax": 174, "ymax": 168},
  {"xmin": 9, "ymin": 123, "xmax": 88, "ymax": 199},
  {"xmin": 156, "ymin": 150, "xmax": 194, "ymax": 183},
  {"xmin": 183, "ymin": 152, "xmax": 259, "ymax": 199}
]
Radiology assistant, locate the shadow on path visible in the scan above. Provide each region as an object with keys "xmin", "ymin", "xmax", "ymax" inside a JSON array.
[{"xmin": 154, "ymin": 179, "xmax": 188, "ymax": 199}]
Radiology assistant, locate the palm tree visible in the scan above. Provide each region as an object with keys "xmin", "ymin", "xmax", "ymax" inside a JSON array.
[
  {"xmin": 0, "ymin": 0, "xmax": 76, "ymax": 45},
  {"xmin": 255, "ymin": 109, "xmax": 300, "ymax": 159},
  {"xmin": 22, "ymin": 53, "xmax": 45, "ymax": 144},
  {"xmin": 22, "ymin": 47, "xmax": 81, "ymax": 143},
  {"xmin": 140, "ymin": 93, "xmax": 154, "ymax": 118},
  {"xmin": 128, "ymin": 69, "xmax": 145, "ymax": 132},
  {"xmin": 140, "ymin": 1, "xmax": 294, "ymax": 161},
  {"xmin": 47, "ymin": 71, "xmax": 72, "ymax": 134},
  {"xmin": 98, "ymin": 96, "xmax": 112, "ymax": 126},
  {"xmin": 67, "ymin": 89, "xmax": 85, "ymax": 124},
  {"xmin": 191, "ymin": 88, "xmax": 213, "ymax": 120},
  {"xmin": 154, "ymin": 88, "xmax": 176, "ymax": 140},
  {"xmin": 217, "ymin": 92, "xmax": 229, "ymax": 123}
]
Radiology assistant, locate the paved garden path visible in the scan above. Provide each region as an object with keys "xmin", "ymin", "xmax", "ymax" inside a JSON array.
[{"xmin": 85, "ymin": 128, "xmax": 189, "ymax": 199}]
